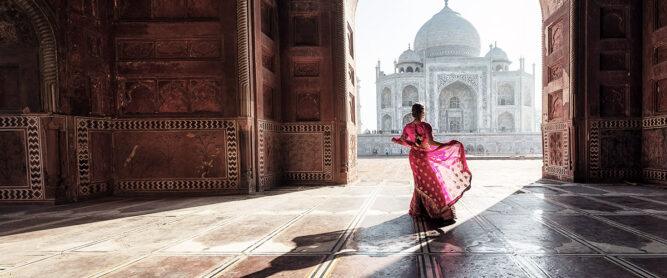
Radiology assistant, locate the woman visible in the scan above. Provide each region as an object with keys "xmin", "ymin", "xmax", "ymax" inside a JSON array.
[{"xmin": 392, "ymin": 103, "xmax": 472, "ymax": 221}]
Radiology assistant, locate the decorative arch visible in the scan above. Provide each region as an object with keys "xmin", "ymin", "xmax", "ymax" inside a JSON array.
[
  {"xmin": 11, "ymin": 0, "xmax": 59, "ymax": 112},
  {"xmin": 498, "ymin": 83, "xmax": 514, "ymax": 105},
  {"xmin": 415, "ymin": 67, "xmax": 420, "ymax": 72},
  {"xmin": 498, "ymin": 112, "xmax": 514, "ymax": 132},
  {"xmin": 402, "ymin": 113, "xmax": 412, "ymax": 126},
  {"xmin": 399, "ymin": 67, "xmax": 405, "ymax": 73},
  {"xmin": 381, "ymin": 88, "xmax": 391, "ymax": 108},
  {"xmin": 449, "ymin": 96, "xmax": 460, "ymax": 108},
  {"xmin": 401, "ymin": 85, "xmax": 418, "ymax": 107},
  {"xmin": 406, "ymin": 66, "xmax": 413, "ymax": 72},
  {"xmin": 438, "ymin": 81, "xmax": 476, "ymax": 132},
  {"xmin": 382, "ymin": 114, "xmax": 392, "ymax": 131}
]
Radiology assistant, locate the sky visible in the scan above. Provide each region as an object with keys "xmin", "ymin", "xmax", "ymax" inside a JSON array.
[{"xmin": 355, "ymin": 0, "xmax": 543, "ymax": 131}]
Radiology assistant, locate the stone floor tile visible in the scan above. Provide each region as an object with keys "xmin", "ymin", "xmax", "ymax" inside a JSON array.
[
  {"xmin": 424, "ymin": 218, "xmax": 508, "ymax": 253},
  {"xmin": 600, "ymin": 215, "xmax": 667, "ymax": 240},
  {"xmin": 344, "ymin": 214, "xmax": 419, "ymax": 253},
  {"xmin": 164, "ymin": 214, "xmax": 296, "ymax": 253},
  {"xmin": 483, "ymin": 214, "xmax": 593, "ymax": 254},
  {"xmin": 0, "ymin": 253, "xmax": 134, "ymax": 278},
  {"xmin": 367, "ymin": 196, "xmax": 412, "ymax": 214},
  {"xmin": 529, "ymin": 256, "xmax": 638, "ymax": 278},
  {"xmin": 254, "ymin": 214, "xmax": 354, "ymax": 253},
  {"xmin": 328, "ymin": 255, "xmax": 419, "ymax": 278},
  {"xmin": 77, "ymin": 215, "xmax": 231, "ymax": 252},
  {"xmin": 313, "ymin": 197, "xmax": 367, "ymax": 214},
  {"xmin": 217, "ymin": 255, "xmax": 323, "ymax": 278},
  {"xmin": 521, "ymin": 186, "xmax": 564, "ymax": 194},
  {"xmin": 558, "ymin": 185, "xmax": 609, "ymax": 195},
  {"xmin": 434, "ymin": 254, "xmax": 529, "ymax": 278},
  {"xmin": 593, "ymin": 196, "xmax": 667, "ymax": 212},
  {"xmin": 104, "ymin": 255, "xmax": 231, "ymax": 278},
  {"xmin": 0, "ymin": 216, "xmax": 163, "ymax": 253},
  {"xmin": 544, "ymin": 196, "xmax": 625, "ymax": 213},
  {"xmin": 545, "ymin": 215, "xmax": 667, "ymax": 253},
  {"xmin": 623, "ymin": 256, "xmax": 667, "ymax": 277}
]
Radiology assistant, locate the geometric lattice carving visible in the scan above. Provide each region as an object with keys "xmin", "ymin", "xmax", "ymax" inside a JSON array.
[
  {"xmin": 0, "ymin": 116, "xmax": 44, "ymax": 200},
  {"xmin": 589, "ymin": 119, "xmax": 642, "ymax": 180},
  {"xmin": 77, "ymin": 118, "xmax": 239, "ymax": 195},
  {"xmin": 258, "ymin": 120, "xmax": 280, "ymax": 189},
  {"xmin": 281, "ymin": 123, "xmax": 333, "ymax": 182}
]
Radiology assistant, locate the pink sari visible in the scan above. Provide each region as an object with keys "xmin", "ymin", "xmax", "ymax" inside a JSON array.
[{"xmin": 392, "ymin": 122, "xmax": 472, "ymax": 220}]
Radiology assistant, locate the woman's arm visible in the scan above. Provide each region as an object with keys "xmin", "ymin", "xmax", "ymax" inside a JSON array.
[{"xmin": 427, "ymin": 138, "xmax": 443, "ymax": 148}]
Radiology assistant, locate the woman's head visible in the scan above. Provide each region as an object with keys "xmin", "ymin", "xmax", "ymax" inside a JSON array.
[{"xmin": 411, "ymin": 102, "xmax": 425, "ymax": 120}]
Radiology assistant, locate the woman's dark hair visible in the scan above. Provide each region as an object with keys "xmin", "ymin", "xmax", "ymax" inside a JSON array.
[{"xmin": 411, "ymin": 102, "xmax": 425, "ymax": 119}]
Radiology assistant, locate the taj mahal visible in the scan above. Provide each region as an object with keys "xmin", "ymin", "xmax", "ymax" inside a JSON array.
[{"xmin": 359, "ymin": 0, "xmax": 542, "ymax": 156}]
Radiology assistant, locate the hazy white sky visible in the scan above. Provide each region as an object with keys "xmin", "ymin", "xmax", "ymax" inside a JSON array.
[{"xmin": 355, "ymin": 0, "xmax": 542, "ymax": 131}]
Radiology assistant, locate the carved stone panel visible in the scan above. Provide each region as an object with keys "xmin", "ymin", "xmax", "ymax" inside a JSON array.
[
  {"xmin": 190, "ymin": 80, "xmax": 222, "ymax": 113},
  {"xmin": 294, "ymin": 62, "xmax": 319, "ymax": 77},
  {"xmin": 600, "ymin": 85, "xmax": 627, "ymax": 117},
  {"xmin": 0, "ymin": 130, "xmax": 26, "ymax": 186},
  {"xmin": 658, "ymin": 0, "xmax": 667, "ymax": 29},
  {"xmin": 262, "ymin": 49, "xmax": 274, "ymax": 72},
  {"xmin": 642, "ymin": 128, "xmax": 666, "ymax": 169},
  {"xmin": 293, "ymin": 16, "xmax": 318, "ymax": 46},
  {"xmin": 0, "ymin": 66, "xmax": 19, "ymax": 110},
  {"xmin": 548, "ymin": 90, "xmax": 564, "ymax": 121},
  {"xmin": 152, "ymin": 0, "xmax": 188, "ymax": 18},
  {"xmin": 89, "ymin": 132, "xmax": 112, "ymax": 183},
  {"xmin": 601, "ymin": 7, "xmax": 626, "ymax": 38},
  {"xmin": 156, "ymin": 40, "xmax": 188, "ymax": 58},
  {"xmin": 548, "ymin": 131, "xmax": 564, "ymax": 167},
  {"xmin": 118, "ymin": 41, "xmax": 155, "ymax": 60},
  {"xmin": 600, "ymin": 130, "xmax": 641, "ymax": 168},
  {"xmin": 158, "ymin": 80, "xmax": 189, "ymax": 113},
  {"xmin": 656, "ymin": 45, "xmax": 667, "ymax": 65},
  {"xmin": 187, "ymin": 0, "xmax": 219, "ymax": 18},
  {"xmin": 657, "ymin": 79, "xmax": 667, "ymax": 112},
  {"xmin": 114, "ymin": 131, "xmax": 227, "ymax": 179},
  {"xmin": 548, "ymin": 19, "xmax": 564, "ymax": 54},
  {"xmin": 548, "ymin": 61, "xmax": 564, "ymax": 83},
  {"xmin": 121, "ymin": 80, "xmax": 158, "ymax": 114},
  {"xmin": 116, "ymin": 0, "xmax": 151, "ymax": 19},
  {"xmin": 263, "ymin": 86, "xmax": 274, "ymax": 119},
  {"xmin": 296, "ymin": 92, "xmax": 320, "ymax": 121},
  {"xmin": 281, "ymin": 133, "xmax": 324, "ymax": 172},
  {"xmin": 600, "ymin": 52, "xmax": 627, "ymax": 71}
]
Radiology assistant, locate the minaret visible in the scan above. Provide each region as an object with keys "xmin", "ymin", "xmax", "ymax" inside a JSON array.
[{"xmin": 375, "ymin": 60, "xmax": 381, "ymax": 78}]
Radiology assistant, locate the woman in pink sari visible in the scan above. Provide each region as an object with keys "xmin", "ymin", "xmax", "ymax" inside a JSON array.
[{"xmin": 392, "ymin": 103, "xmax": 472, "ymax": 221}]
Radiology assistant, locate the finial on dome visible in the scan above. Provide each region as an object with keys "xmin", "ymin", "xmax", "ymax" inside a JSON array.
[
  {"xmin": 445, "ymin": 0, "xmax": 449, "ymax": 7},
  {"xmin": 408, "ymin": 43, "xmax": 411, "ymax": 50},
  {"xmin": 494, "ymin": 41, "xmax": 497, "ymax": 48}
]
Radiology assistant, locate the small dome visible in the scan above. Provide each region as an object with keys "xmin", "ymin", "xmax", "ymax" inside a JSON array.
[
  {"xmin": 414, "ymin": 4, "xmax": 481, "ymax": 58},
  {"xmin": 485, "ymin": 44, "xmax": 509, "ymax": 62},
  {"xmin": 398, "ymin": 47, "xmax": 421, "ymax": 64}
]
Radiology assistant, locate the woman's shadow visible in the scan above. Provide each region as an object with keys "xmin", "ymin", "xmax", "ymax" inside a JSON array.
[{"xmin": 236, "ymin": 215, "xmax": 455, "ymax": 278}]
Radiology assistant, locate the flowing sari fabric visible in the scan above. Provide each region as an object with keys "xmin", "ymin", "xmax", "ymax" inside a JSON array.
[{"xmin": 392, "ymin": 122, "xmax": 472, "ymax": 220}]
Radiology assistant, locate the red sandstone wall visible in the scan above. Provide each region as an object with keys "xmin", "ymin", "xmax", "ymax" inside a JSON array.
[{"xmin": 642, "ymin": 0, "xmax": 667, "ymax": 185}]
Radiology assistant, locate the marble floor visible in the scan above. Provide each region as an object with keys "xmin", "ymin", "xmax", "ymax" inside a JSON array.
[{"xmin": 0, "ymin": 159, "xmax": 666, "ymax": 278}]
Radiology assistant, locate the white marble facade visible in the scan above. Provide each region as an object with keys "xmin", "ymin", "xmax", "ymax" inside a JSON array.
[{"xmin": 375, "ymin": 2, "xmax": 537, "ymax": 135}]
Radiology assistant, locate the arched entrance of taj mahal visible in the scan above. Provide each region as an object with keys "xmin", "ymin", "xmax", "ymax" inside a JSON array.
[{"xmin": 0, "ymin": 0, "xmax": 664, "ymax": 205}]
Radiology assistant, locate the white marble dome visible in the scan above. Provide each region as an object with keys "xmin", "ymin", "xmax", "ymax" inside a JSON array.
[
  {"xmin": 398, "ymin": 48, "xmax": 421, "ymax": 64},
  {"xmin": 413, "ymin": 4, "xmax": 481, "ymax": 58},
  {"xmin": 485, "ymin": 45, "xmax": 510, "ymax": 61}
]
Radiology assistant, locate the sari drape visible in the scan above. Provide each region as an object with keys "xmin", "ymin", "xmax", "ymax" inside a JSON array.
[{"xmin": 392, "ymin": 122, "xmax": 472, "ymax": 220}]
